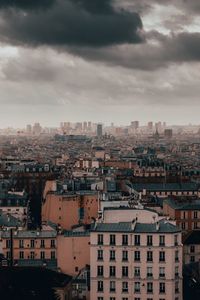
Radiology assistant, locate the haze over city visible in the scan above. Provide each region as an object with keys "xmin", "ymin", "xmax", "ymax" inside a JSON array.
[{"xmin": 0, "ymin": 0, "xmax": 200, "ymax": 126}]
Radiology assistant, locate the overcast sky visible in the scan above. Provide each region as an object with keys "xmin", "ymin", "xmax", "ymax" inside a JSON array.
[{"xmin": 0, "ymin": 0, "xmax": 200, "ymax": 127}]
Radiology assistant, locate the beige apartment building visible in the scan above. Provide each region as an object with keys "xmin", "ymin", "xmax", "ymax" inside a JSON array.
[
  {"xmin": 2, "ymin": 226, "xmax": 57, "ymax": 269},
  {"xmin": 57, "ymin": 229, "xmax": 90, "ymax": 276},
  {"xmin": 42, "ymin": 190, "xmax": 98, "ymax": 230},
  {"xmin": 90, "ymin": 207, "xmax": 183, "ymax": 300}
]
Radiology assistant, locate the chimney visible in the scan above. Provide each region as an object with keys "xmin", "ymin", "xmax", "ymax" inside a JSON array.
[
  {"xmin": 156, "ymin": 221, "xmax": 160, "ymax": 231},
  {"xmin": 131, "ymin": 218, "xmax": 137, "ymax": 231}
]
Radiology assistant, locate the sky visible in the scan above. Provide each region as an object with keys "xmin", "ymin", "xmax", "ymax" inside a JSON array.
[{"xmin": 0, "ymin": 0, "xmax": 200, "ymax": 127}]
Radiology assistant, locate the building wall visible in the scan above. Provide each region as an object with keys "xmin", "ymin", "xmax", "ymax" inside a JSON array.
[
  {"xmin": 42, "ymin": 193, "xmax": 98, "ymax": 230},
  {"xmin": 2, "ymin": 233, "xmax": 56, "ymax": 261},
  {"xmin": 90, "ymin": 231, "xmax": 182, "ymax": 300},
  {"xmin": 57, "ymin": 234, "xmax": 90, "ymax": 276},
  {"xmin": 184, "ymin": 244, "xmax": 200, "ymax": 264},
  {"xmin": 103, "ymin": 209, "xmax": 161, "ymax": 224}
]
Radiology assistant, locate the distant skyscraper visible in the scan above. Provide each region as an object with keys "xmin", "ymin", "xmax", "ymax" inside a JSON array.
[
  {"xmin": 33, "ymin": 123, "xmax": 42, "ymax": 135},
  {"xmin": 88, "ymin": 122, "xmax": 92, "ymax": 131},
  {"xmin": 148, "ymin": 121, "xmax": 153, "ymax": 130},
  {"xmin": 83, "ymin": 121, "xmax": 87, "ymax": 132},
  {"xmin": 131, "ymin": 121, "xmax": 139, "ymax": 130},
  {"xmin": 97, "ymin": 124, "xmax": 103, "ymax": 137},
  {"xmin": 155, "ymin": 121, "xmax": 162, "ymax": 132},
  {"xmin": 26, "ymin": 124, "xmax": 32, "ymax": 134},
  {"xmin": 164, "ymin": 129, "xmax": 173, "ymax": 139}
]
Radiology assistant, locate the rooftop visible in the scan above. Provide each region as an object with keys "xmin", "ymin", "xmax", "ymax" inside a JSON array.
[{"xmin": 91, "ymin": 219, "xmax": 180, "ymax": 233}]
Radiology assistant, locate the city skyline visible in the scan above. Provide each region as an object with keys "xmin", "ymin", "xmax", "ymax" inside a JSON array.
[{"xmin": 0, "ymin": 0, "xmax": 200, "ymax": 126}]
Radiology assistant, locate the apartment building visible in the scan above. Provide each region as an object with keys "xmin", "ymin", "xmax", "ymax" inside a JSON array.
[
  {"xmin": 90, "ymin": 207, "xmax": 182, "ymax": 300},
  {"xmin": 57, "ymin": 228, "xmax": 90, "ymax": 276},
  {"xmin": 1, "ymin": 226, "xmax": 57, "ymax": 269},
  {"xmin": 163, "ymin": 198, "xmax": 200, "ymax": 233},
  {"xmin": 42, "ymin": 190, "xmax": 98, "ymax": 230},
  {"xmin": 183, "ymin": 230, "xmax": 200, "ymax": 264}
]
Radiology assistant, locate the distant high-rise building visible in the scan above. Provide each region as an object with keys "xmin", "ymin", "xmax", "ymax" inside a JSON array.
[
  {"xmin": 155, "ymin": 121, "xmax": 162, "ymax": 132},
  {"xmin": 33, "ymin": 123, "xmax": 42, "ymax": 135},
  {"xmin": 164, "ymin": 129, "xmax": 173, "ymax": 139},
  {"xmin": 26, "ymin": 124, "xmax": 32, "ymax": 134},
  {"xmin": 97, "ymin": 124, "xmax": 103, "ymax": 137},
  {"xmin": 148, "ymin": 122, "xmax": 153, "ymax": 130},
  {"xmin": 75, "ymin": 122, "xmax": 82, "ymax": 132},
  {"xmin": 131, "ymin": 121, "xmax": 139, "ymax": 130},
  {"xmin": 88, "ymin": 122, "xmax": 92, "ymax": 131},
  {"xmin": 83, "ymin": 122, "xmax": 87, "ymax": 132}
]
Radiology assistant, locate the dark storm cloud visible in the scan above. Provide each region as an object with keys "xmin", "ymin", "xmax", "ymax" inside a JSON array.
[
  {"xmin": 0, "ymin": 0, "xmax": 55, "ymax": 10},
  {"xmin": 68, "ymin": 32, "xmax": 200, "ymax": 70},
  {"xmin": 0, "ymin": 0, "xmax": 143, "ymax": 47}
]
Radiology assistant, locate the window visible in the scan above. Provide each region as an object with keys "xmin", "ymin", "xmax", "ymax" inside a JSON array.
[
  {"xmin": 110, "ymin": 250, "xmax": 115, "ymax": 261},
  {"xmin": 193, "ymin": 222, "xmax": 198, "ymax": 229},
  {"xmin": 147, "ymin": 267, "xmax": 153, "ymax": 278},
  {"xmin": 134, "ymin": 282, "xmax": 140, "ymax": 293},
  {"xmin": 97, "ymin": 281, "xmax": 103, "ymax": 292},
  {"xmin": 98, "ymin": 297, "xmax": 103, "ymax": 300},
  {"xmin": 147, "ymin": 235, "xmax": 153, "ymax": 246},
  {"xmin": 190, "ymin": 256, "xmax": 195, "ymax": 262},
  {"xmin": 190, "ymin": 245, "xmax": 195, "ymax": 253},
  {"xmin": 175, "ymin": 266, "xmax": 179, "ymax": 277},
  {"xmin": 134, "ymin": 267, "xmax": 140, "ymax": 278},
  {"xmin": 194, "ymin": 211, "xmax": 198, "ymax": 219},
  {"xmin": 122, "ymin": 282, "xmax": 128, "ymax": 293},
  {"xmin": 30, "ymin": 251, "xmax": 35, "ymax": 259},
  {"xmin": 159, "ymin": 251, "xmax": 165, "ymax": 262},
  {"xmin": 19, "ymin": 239, "xmax": 24, "ymax": 248},
  {"xmin": 159, "ymin": 267, "xmax": 165, "ymax": 278},
  {"xmin": 110, "ymin": 234, "xmax": 116, "ymax": 246},
  {"xmin": 147, "ymin": 282, "xmax": 153, "ymax": 293},
  {"xmin": 40, "ymin": 239, "xmax": 45, "ymax": 248},
  {"xmin": 175, "ymin": 282, "xmax": 179, "ymax": 293},
  {"xmin": 30, "ymin": 239, "xmax": 35, "ymax": 248},
  {"xmin": 51, "ymin": 239, "xmax": 55, "ymax": 248},
  {"xmin": 174, "ymin": 235, "xmax": 178, "ymax": 246},
  {"xmin": 6, "ymin": 240, "xmax": 11, "ymax": 248},
  {"xmin": 110, "ymin": 266, "xmax": 116, "ymax": 277},
  {"xmin": 134, "ymin": 235, "xmax": 140, "ymax": 246},
  {"xmin": 40, "ymin": 251, "xmax": 45, "ymax": 259},
  {"xmin": 51, "ymin": 251, "xmax": 56, "ymax": 259},
  {"xmin": 98, "ymin": 249, "xmax": 103, "ymax": 260},
  {"xmin": 122, "ymin": 266, "xmax": 128, "ymax": 277},
  {"xmin": 175, "ymin": 250, "xmax": 179, "ymax": 262},
  {"xmin": 97, "ymin": 266, "xmax": 104, "ymax": 277},
  {"xmin": 159, "ymin": 235, "xmax": 165, "ymax": 246},
  {"xmin": 147, "ymin": 251, "xmax": 153, "ymax": 262},
  {"xmin": 98, "ymin": 234, "xmax": 103, "ymax": 245},
  {"xmin": 122, "ymin": 250, "xmax": 128, "ymax": 261},
  {"xmin": 6, "ymin": 251, "xmax": 10, "ymax": 259},
  {"xmin": 159, "ymin": 283, "xmax": 165, "ymax": 294},
  {"xmin": 122, "ymin": 234, "xmax": 128, "ymax": 245},
  {"xmin": 110, "ymin": 298, "xmax": 115, "ymax": 300},
  {"xmin": 110, "ymin": 281, "xmax": 116, "ymax": 292},
  {"xmin": 134, "ymin": 251, "xmax": 140, "ymax": 261},
  {"xmin": 181, "ymin": 222, "xmax": 185, "ymax": 230},
  {"xmin": 19, "ymin": 251, "xmax": 24, "ymax": 259}
]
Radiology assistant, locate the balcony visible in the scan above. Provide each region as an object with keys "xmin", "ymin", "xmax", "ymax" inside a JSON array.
[{"xmin": 14, "ymin": 259, "xmax": 57, "ymax": 270}]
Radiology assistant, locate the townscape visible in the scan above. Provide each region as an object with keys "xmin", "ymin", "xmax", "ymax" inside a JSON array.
[
  {"xmin": 0, "ymin": 0, "xmax": 200, "ymax": 299},
  {"xmin": 0, "ymin": 121, "xmax": 200, "ymax": 299}
]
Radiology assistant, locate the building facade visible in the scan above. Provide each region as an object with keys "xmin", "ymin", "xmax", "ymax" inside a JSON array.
[{"xmin": 90, "ymin": 208, "xmax": 183, "ymax": 300}]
